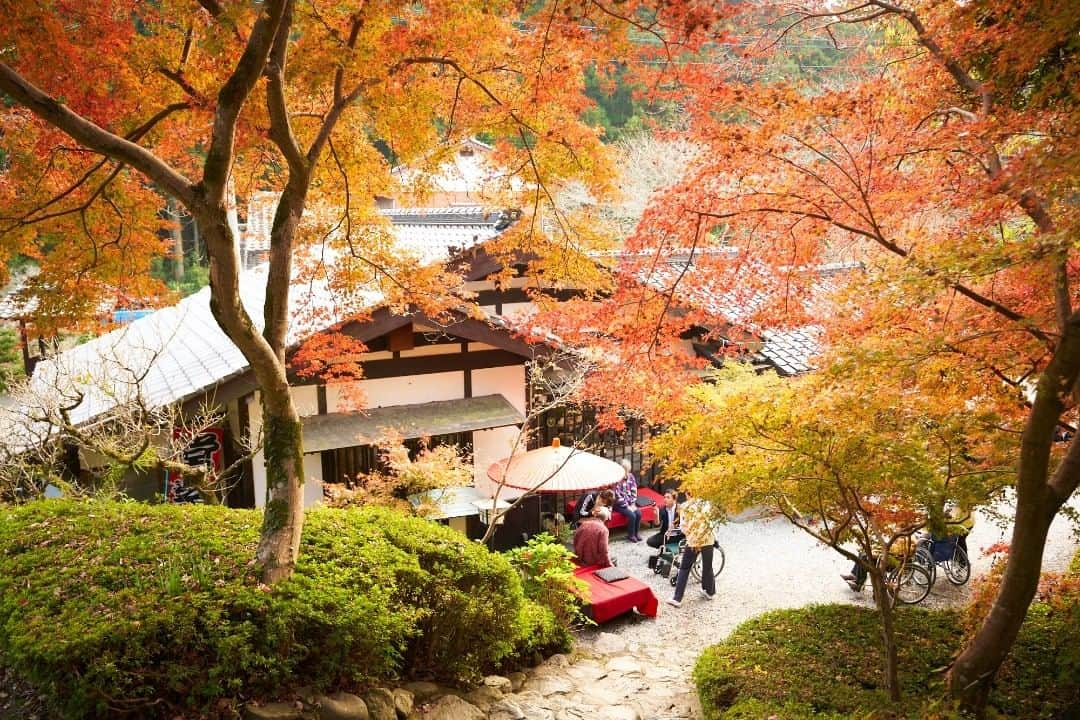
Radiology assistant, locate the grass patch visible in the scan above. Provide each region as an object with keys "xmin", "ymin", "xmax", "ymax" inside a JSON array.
[{"xmin": 694, "ymin": 600, "xmax": 1078, "ymax": 719}]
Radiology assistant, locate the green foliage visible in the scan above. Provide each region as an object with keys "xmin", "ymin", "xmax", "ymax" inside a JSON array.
[
  {"xmin": 694, "ymin": 599, "xmax": 1079, "ymax": 720},
  {"xmin": 582, "ymin": 62, "xmax": 677, "ymax": 142},
  {"xmin": 0, "ymin": 500, "xmax": 568, "ymax": 719},
  {"xmin": 0, "ymin": 326, "xmax": 24, "ymax": 392},
  {"xmin": 150, "ymin": 257, "xmax": 209, "ymax": 297},
  {"xmin": 1070, "ymin": 547, "xmax": 1080, "ymax": 577},
  {"xmin": 505, "ymin": 532, "xmax": 589, "ymax": 631}
]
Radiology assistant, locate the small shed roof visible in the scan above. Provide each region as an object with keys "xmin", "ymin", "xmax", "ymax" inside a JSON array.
[
  {"xmin": 408, "ymin": 485, "xmax": 511, "ymax": 520},
  {"xmin": 301, "ymin": 394, "xmax": 524, "ymax": 453}
]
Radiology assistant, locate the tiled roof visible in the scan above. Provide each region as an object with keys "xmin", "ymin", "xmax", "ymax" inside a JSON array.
[
  {"xmin": 632, "ymin": 256, "xmax": 855, "ymax": 376},
  {"xmin": 393, "ymin": 223, "xmax": 501, "ymax": 264},
  {"xmin": 379, "ymin": 206, "xmax": 506, "ymax": 223},
  {"xmin": 756, "ymin": 327, "xmax": 822, "ymax": 376}
]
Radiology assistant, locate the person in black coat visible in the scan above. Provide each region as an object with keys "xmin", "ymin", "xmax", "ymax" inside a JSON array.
[
  {"xmin": 575, "ymin": 488, "xmax": 614, "ymax": 524},
  {"xmin": 647, "ymin": 489, "xmax": 683, "ymax": 548}
]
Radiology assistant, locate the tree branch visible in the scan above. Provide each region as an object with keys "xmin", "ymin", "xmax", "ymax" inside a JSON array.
[
  {"xmin": 265, "ymin": 0, "xmax": 307, "ymax": 178},
  {"xmin": 0, "ymin": 64, "xmax": 196, "ymax": 207},
  {"xmin": 201, "ymin": 0, "xmax": 290, "ymax": 204}
]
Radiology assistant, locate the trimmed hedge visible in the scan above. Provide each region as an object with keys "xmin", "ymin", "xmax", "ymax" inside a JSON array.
[
  {"xmin": 694, "ymin": 601, "xmax": 1079, "ymax": 720},
  {"xmin": 0, "ymin": 500, "xmax": 567, "ymax": 719}
]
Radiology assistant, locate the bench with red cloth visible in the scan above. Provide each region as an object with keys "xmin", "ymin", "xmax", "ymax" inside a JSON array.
[
  {"xmin": 565, "ymin": 486, "xmax": 664, "ymax": 530},
  {"xmin": 572, "ymin": 564, "xmax": 659, "ymax": 623}
]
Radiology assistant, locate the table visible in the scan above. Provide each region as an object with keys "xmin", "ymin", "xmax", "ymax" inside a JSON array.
[{"xmin": 572, "ymin": 564, "xmax": 659, "ymax": 623}]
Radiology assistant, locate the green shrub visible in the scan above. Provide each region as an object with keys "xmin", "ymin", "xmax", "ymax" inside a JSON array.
[
  {"xmin": 1069, "ymin": 547, "xmax": 1080, "ymax": 577},
  {"xmin": 505, "ymin": 532, "xmax": 589, "ymax": 631},
  {"xmin": 0, "ymin": 500, "xmax": 564, "ymax": 719},
  {"xmin": 694, "ymin": 599, "xmax": 1078, "ymax": 720},
  {"xmin": 694, "ymin": 605, "xmax": 961, "ymax": 719}
]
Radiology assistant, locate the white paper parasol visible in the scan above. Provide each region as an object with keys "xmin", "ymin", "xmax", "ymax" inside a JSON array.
[{"xmin": 486, "ymin": 438, "xmax": 624, "ymax": 494}]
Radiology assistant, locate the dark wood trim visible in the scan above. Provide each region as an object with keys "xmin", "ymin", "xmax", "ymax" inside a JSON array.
[
  {"xmin": 181, "ymin": 371, "xmax": 259, "ymax": 414},
  {"xmin": 475, "ymin": 287, "xmax": 584, "ymax": 306},
  {"xmin": 361, "ymin": 349, "xmax": 524, "ymax": 380},
  {"xmin": 338, "ymin": 308, "xmax": 413, "ymax": 343},
  {"xmin": 228, "ymin": 393, "xmax": 256, "ymax": 508},
  {"xmin": 449, "ymin": 247, "xmax": 536, "ymax": 281},
  {"xmin": 317, "ymin": 385, "xmax": 327, "ymax": 415},
  {"xmin": 291, "ymin": 307, "xmax": 549, "ymax": 370},
  {"xmin": 464, "ymin": 368, "xmax": 472, "ymax": 398}
]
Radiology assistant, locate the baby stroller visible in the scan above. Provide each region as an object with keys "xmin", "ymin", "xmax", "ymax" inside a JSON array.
[{"xmin": 649, "ymin": 534, "xmax": 725, "ymax": 586}]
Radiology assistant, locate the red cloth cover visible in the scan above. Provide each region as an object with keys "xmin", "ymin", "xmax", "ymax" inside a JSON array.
[
  {"xmin": 572, "ymin": 564, "xmax": 659, "ymax": 623},
  {"xmin": 566, "ymin": 486, "xmax": 663, "ymax": 530}
]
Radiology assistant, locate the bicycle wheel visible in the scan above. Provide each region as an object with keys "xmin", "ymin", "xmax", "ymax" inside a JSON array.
[
  {"xmin": 914, "ymin": 545, "xmax": 936, "ymax": 586},
  {"xmin": 690, "ymin": 544, "xmax": 725, "ymax": 582},
  {"xmin": 944, "ymin": 546, "xmax": 971, "ymax": 585},
  {"xmin": 891, "ymin": 563, "xmax": 932, "ymax": 605}
]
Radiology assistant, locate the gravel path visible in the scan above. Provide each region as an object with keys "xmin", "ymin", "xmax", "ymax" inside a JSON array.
[
  {"xmin": 503, "ymin": 502, "xmax": 1077, "ymax": 720},
  {"xmin": 578, "ymin": 501, "xmax": 1080, "ymax": 662}
]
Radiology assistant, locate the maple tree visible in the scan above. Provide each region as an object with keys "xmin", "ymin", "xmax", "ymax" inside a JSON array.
[
  {"xmin": 650, "ymin": 360, "xmax": 1013, "ymax": 700},
  {"xmin": 579, "ymin": 0, "xmax": 1078, "ymax": 712},
  {"xmin": 0, "ymin": 0, "xmax": 720, "ymax": 582}
]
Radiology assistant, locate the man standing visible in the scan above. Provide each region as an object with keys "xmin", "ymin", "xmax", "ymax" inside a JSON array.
[
  {"xmin": 573, "ymin": 505, "xmax": 613, "ymax": 568},
  {"xmin": 667, "ymin": 489, "xmax": 716, "ymax": 607}
]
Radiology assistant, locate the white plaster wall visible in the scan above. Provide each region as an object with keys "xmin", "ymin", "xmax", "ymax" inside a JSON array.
[
  {"xmin": 290, "ymin": 384, "xmax": 319, "ymax": 417},
  {"xmin": 472, "ymin": 365, "xmax": 527, "ymax": 414},
  {"xmin": 400, "ymin": 344, "xmax": 462, "ymax": 358},
  {"xmin": 248, "ymin": 394, "xmax": 265, "ymax": 506},
  {"xmin": 303, "ymin": 453, "xmax": 323, "ymax": 507},
  {"xmin": 473, "ymin": 424, "xmax": 524, "ymax": 486},
  {"xmin": 333, "ymin": 371, "xmax": 465, "ymax": 410}
]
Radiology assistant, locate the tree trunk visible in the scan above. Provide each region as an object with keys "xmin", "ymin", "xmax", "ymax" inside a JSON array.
[
  {"xmin": 947, "ymin": 490, "xmax": 1057, "ymax": 713},
  {"xmin": 255, "ymin": 388, "xmax": 306, "ymax": 583},
  {"xmin": 948, "ymin": 309, "xmax": 1080, "ymax": 713},
  {"xmin": 166, "ymin": 197, "xmax": 185, "ymax": 282},
  {"xmin": 869, "ymin": 568, "xmax": 901, "ymax": 703},
  {"xmin": 198, "ymin": 208, "xmax": 305, "ymax": 583}
]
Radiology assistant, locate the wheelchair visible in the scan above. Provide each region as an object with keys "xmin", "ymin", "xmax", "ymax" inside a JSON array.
[
  {"xmin": 912, "ymin": 532, "xmax": 971, "ymax": 586},
  {"xmin": 651, "ymin": 535, "xmax": 725, "ymax": 586}
]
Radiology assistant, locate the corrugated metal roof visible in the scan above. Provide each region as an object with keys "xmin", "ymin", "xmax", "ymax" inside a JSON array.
[{"xmin": 302, "ymin": 394, "xmax": 524, "ymax": 453}]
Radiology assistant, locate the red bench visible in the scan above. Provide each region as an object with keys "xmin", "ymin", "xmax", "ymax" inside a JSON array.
[
  {"xmin": 565, "ymin": 486, "xmax": 664, "ymax": 531},
  {"xmin": 572, "ymin": 564, "xmax": 659, "ymax": 623}
]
